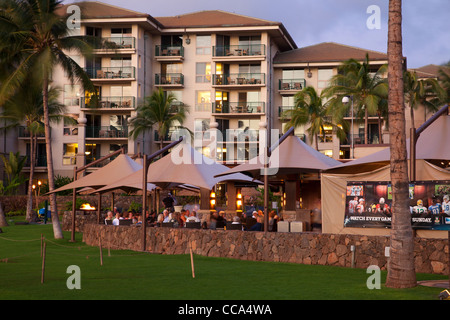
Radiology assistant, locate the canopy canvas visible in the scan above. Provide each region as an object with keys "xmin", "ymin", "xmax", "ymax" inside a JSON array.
[
  {"xmin": 215, "ymin": 134, "xmax": 341, "ymax": 179},
  {"xmin": 48, "ymin": 154, "xmax": 144, "ymax": 194},
  {"xmin": 327, "ymin": 114, "xmax": 450, "ymax": 175},
  {"xmin": 94, "ymin": 143, "xmax": 261, "ymax": 193}
]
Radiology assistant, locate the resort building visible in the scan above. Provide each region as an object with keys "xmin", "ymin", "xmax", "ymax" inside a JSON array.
[{"xmin": 6, "ymin": 1, "xmax": 448, "ymax": 187}]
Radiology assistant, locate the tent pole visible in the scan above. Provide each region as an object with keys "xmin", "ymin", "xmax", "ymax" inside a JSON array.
[
  {"xmin": 70, "ymin": 167, "xmax": 77, "ymax": 242},
  {"xmin": 141, "ymin": 137, "xmax": 184, "ymax": 251},
  {"xmin": 142, "ymin": 155, "xmax": 148, "ymax": 252}
]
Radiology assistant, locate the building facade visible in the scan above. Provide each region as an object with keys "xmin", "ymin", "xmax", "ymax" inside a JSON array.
[{"xmin": 11, "ymin": 1, "xmax": 446, "ymax": 186}]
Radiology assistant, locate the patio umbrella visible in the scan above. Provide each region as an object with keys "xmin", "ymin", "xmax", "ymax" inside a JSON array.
[
  {"xmin": 326, "ymin": 113, "xmax": 450, "ymax": 174},
  {"xmin": 215, "ymin": 134, "xmax": 341, "ymax": 179},
  {"xmin": 47, "ymin": 154, "xmax": 145, "ymax": 194},
  {"xmin": 94, "ymin": 143, "xmax": 261, "ymax": 193}
]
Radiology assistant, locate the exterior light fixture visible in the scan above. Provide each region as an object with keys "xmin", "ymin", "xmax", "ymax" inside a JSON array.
[
  {"xmin": 184, "ymin": 28, "xmax": 191, "ymax": 45},
  {"xmin": 210, "ymin": 190, "xmax": 216, "ymax": 210},
  {"xmin": 236, "ymin": 188, "xmax": 243, "ymax": 212},
  {"xmin": 307, "ymin": 63, "xmax": 312, "ymax": 78}
]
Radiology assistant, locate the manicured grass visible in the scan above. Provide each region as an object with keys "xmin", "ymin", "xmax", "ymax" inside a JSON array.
[{"xmin": 0, "ymin": 218, "xmax": 447, "ymax": 300}]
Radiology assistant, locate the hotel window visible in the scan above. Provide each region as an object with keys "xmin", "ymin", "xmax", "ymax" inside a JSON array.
[
  {"xmin": 195, "ymin": 91, "xmax": 211, "ymax": 112},
  {"xmin": 64, "ymin": 84, "xmax": 81, "ymax": 106},
  {"xmin": 196, "ymin": 62, "xmax": 211, "ymax": 83},
  {"xmin": 111, "ymin": 57, "xmax": 132, "ymax": 68},
  {"xmin": 239, "ymin": 36, "xmax": 261, "ymax": 55},
  {"xmin": 318, "ymin": 69, "xmax": 333, "ymax": 89},
  {"xmin": 63, "ymin": 143, "xmax": 78, "ymax": 165},
  {"xmin": 110, "ymin": 85, "xmax": 132, "ymax": 98},
  {"xmin": 63, "ymin": 115, "xmax": 79, "ymax": 136},
  {"xmin": 161, "ymin": 63, "xmax": 182, "ymax": 74},
  {"xmin": 194, "ymin": 119, "xmax": 210, "ymax": 141},
  {"xmin": 85, "ymin": 144, "xmax": 100, "ymax": 164},
  {"xmin": 196, "ymin": 35, "xmax": 211, "ymax": 55},
  {"xmin": 111, "ymin": 27, "xmax": 132, "ymax": 37},
  {"xmin": 282, "ymin": 69, "xmax": 304, "ymax": 80}
]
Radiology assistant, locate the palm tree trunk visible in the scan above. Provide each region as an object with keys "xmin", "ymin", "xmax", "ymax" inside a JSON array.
[
  {"xmin": 385, "ymin": 0, "xmax": 416, "ymax": 289},
  {"xmin": 0, "ymin": 202, "xmax": 7, "ymax": 227},
  {"xmin": 42, "ymin": 74, "xmax": 63, "ymax": 239},
  {"xmin": 26, "ymin": 132, "xmax": 35, "ymax": 222}
]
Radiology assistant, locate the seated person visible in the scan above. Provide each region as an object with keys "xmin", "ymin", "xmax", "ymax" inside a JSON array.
[
  {"xmin": 186, "ymin": 210, "xmax": 200, "ymax": 223},
  {"xmin": 248, "ymin": 216, "xmax": 263, "ymax": 231},
  {"xmin": 104, "ymin": 211, "xmax": 113, "ymax": 225}
]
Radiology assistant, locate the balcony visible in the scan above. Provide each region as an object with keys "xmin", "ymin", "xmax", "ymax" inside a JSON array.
[
  {"xmin": 24, "ymin": 156, "xmax": 47, "ymax": 168},
  {"xmin": 155, "ymin": 73, "xmax": 184, "ymax": 87},
  {"xmin": 92, "ymin": 37, "xmax": 136, "ymax": 54},
  {"xmin": 155, "ymin": 45, "xmax": 184, "ymax": 62},
  {"xmin": 212, "ymin": 45, "xmax": 266, "ymax": 61},
  {"xmin": 82, "ymin": 96, "xmax": 136, "ymax": 110},
  {"xmin": 278, "ymin": 79, "xmax": 306, "ymax": 94},
  {"xmin": 18, "ymin": 126, "xmax": 47, "ymax": 139},
  {"xmin": 278, "ymin": 106, "xmax": 295, "ymax": 118},
  {"xmin": 212, "ymin": 73, "xmax": 265, "ymax": 88},
  {"xmin": 213, "ymin": 102, "xmax": 265, "ymax": 116},
  {"xmin": 85, "ymin": 126, "xmax": 128, "ymax": 139},
  {"xmin": 85, "ymin": 67, "xmax": 136, "ymax": 81}
]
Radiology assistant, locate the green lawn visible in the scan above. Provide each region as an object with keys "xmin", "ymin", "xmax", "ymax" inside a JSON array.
[{"xmin": 0, "ymin": 218, "xmax": 447, "ymax": 300}]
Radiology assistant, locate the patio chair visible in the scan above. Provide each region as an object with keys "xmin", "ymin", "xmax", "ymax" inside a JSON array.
[{"xmin": 96, "ymin": 70, "xmax": 105, "ymax": 78}]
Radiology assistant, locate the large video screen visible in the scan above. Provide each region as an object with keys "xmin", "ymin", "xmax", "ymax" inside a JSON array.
[{"xmin": 344, "ymin": 181, "xmax": 450, "ymax": 230}]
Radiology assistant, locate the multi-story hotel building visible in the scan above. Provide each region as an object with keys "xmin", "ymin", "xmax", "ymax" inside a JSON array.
[{"xmin": 9, "ymin": 1, "xmax": 446, "ymax": 185}]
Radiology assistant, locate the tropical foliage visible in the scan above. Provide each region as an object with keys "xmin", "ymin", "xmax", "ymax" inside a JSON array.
[
  {"xmin": 0, "ymin": 0, "xmax": 95, "ymax": 238},
  {"xmin": 283, "ymin": 86, "xmax": 347, "ymax": 150},
  {"xmin": 323, "ymin": 54, "xmax": 388, "ymax": 145},
  {"xmin": 129, "ymin": 88, "xmax": 190, "ymax": 151}
]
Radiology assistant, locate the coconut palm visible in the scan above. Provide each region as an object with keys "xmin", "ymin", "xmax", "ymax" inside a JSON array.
[
  {"xmin": 438, "ymin": 68, "xmax": 450, "ymax": 104},
  {"xmin": 385, "ymin": 0, "xmax": 416, "ymax": 289},
  {"xmin": 0, "ymin": 0, "xmax": 94, "ymax": 239},
  {"xmin": 404, "ymin": 70, "xmax": 446, "ymax": 129},
  {"xmin": 323, "ymin": 54, "xmax": 388, "ymax": 145},
  {"xmin": 282, "ymin": 86, "xmax": 347, "ymax": 150},
  {"xmin": 129, "ymin": 88, "xmax": 190, "ymax": 152},
  {"xmin": 0, "ymin": 78, "xmax": 74, "ymax": 222}
]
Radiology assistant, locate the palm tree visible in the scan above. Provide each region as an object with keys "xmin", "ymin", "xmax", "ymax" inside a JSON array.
[
  {"xmin": 129, "ymin": 88, "xmax": 190, "ymax": 152},
  {"xmin": 404, "ymin": 70, "xmax": 446, "ymax": 129},
  {"xmin": 1, "ymin": 79, "xmax": 73, "ymax": 222},
  {"xmin": 385, "ymin": 0, "xmax": 416, "ymax": 289},
  {"xmin": 0, "ymin": 0, "xmax": 94, "ymax": 239},
  {"xmin": 323, "ymin": 54, "xmax": 388, "ymax": 145},
  {"xmin": 282, "ymin": 86, "xmax": 347, "ymax": 150},
  {"xmin": 438, "ymin": 68, "xmax": 450, "ymax": 104}
]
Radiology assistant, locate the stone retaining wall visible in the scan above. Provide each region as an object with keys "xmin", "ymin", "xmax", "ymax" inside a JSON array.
[{"xmin": 82, "ymin": 223, "xmax": 449, "ymax": 275}]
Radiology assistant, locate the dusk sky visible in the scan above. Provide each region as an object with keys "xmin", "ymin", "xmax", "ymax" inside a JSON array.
[{"xmin": 65, "ymin": 0, "xmax": 449, "ymax": 69}]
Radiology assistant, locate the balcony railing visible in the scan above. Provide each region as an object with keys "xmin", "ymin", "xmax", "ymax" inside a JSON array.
[
  {"xmin": 18, "ymin": 126, "xmax": 46, "ymax": 138},
  {"xmin": 279, "ymin": 79, "xmax": 306, "ymax": 91},
  {"xmin": 278, "ymin": 106, "xmax": 295, "ymax": 117},
  {"xmin": 85, "ymin": 126, "xmax": 128, "ymax": 139},
  {"xmin": 25, "ymin": 156, "xmax": 47, "ymax": 168},
  {"xmin": 342, "ymin": 133, "xmax": 382, "ymax": 146},
  {"xmin": 213, "ymin": 73, "xmax": 265, "ymax": 86},
  {"xmin": 155, "ymin": 73, "xmax": 184, "ymax": 86},
  {"xmin": 212, "ymin": 44, "xmax": 266, "ymax": 57},
  {"xmin": 213, "ymin": 102, "xmax": 265, "ymax": 114},
  {"xmin": 155, "ymin": 45, "xmax": 184, "ymax": 57},
  {"xmin": 85, "ymin": 67, "xmax": 135, "ymax": 79},
  {"xmin": 92, "ymin": 37, "xmax": 136, "ymax": 50},
  {"xmin": 83, "ymin": 96, "xmax": 135, "ymax": 109}
]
